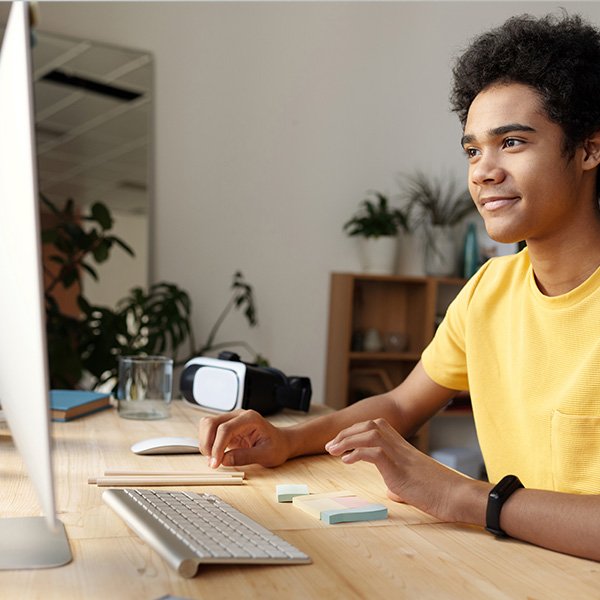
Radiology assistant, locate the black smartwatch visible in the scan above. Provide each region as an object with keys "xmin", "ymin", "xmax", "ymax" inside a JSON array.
[{"xmin": 485, "ymin": 474, "xmax": 524, "ymax": 537}]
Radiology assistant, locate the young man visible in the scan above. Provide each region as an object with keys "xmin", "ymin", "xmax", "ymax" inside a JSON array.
[{"xmin": 198, "ymin": 13, "xmax": 600, "ymax": 562}]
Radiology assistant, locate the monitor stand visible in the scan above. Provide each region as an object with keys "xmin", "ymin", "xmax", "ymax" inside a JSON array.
[{"xmin": 0, "ymin": 517, "xmax": 72, "ymax": 569}]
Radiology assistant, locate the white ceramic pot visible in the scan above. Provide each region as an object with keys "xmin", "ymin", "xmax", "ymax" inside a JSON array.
[
  {"xmin": 357, "ymin": 236, "xmax": 398, "ymax": 274},
  {"xmin": 424, "ymin": 225, "xmax": 458, "ymax": 276}
]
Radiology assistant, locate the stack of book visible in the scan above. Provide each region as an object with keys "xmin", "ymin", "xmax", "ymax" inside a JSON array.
[{"xmin": 50, "ymin": 390, "xmax": 111, "ymax": 422}]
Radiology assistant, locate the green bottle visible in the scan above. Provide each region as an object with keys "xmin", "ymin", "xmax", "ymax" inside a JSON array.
[{"xmin": 463, "ymin": 223, "xmax": 480, "ymax": 278}]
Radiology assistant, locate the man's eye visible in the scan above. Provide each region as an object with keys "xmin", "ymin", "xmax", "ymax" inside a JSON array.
[
  {"xmin": 504, "ymin": 138, "xmax": 523, "ymax": 148},
  {"xmin": 464, "ymin": 147, "xmax": 480, "ymax": 159}
]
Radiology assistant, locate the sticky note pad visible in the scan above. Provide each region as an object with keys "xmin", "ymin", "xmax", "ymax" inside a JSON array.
[
  {"xmin": 276, "ymin": 484, "xmax": 309, "ymax": 503},
  {"xmin": 321, "ymin": 504, "xmax": 388, "ymax": 524},
  {"xmin": 292, "ymin": 490, "xmax": 388, "ymax": 524}
]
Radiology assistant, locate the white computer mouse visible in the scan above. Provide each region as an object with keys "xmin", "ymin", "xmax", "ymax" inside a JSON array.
[{"xmin": 130, "ymin": 436, "xmax": 201, "ymax": 455}]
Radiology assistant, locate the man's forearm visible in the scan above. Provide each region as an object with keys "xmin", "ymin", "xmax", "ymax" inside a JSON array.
[
  {"xmin": 285, "ymin": 361, "xmax": 456, "ymax": 459},
  {"xmin": 284, "ymin": 392, "xmax": 401, "ymax": 458},
  {"xmin": 502, "ymin": 489, "xmax": 600, "ymax": 561},
  {"xmin": 453, "ymin": 478, "xmax": 600, "ymax": 562}
]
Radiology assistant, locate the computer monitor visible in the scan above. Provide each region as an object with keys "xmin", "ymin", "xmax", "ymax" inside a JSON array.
[{"xmin": 0, "ymin": 1, "xmax": 71, "ymax": 569}]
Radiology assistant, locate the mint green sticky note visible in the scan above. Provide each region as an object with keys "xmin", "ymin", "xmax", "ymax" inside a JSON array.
[
  {"xmin": 320, "ymin": 504, "xmax": 388, "ymax": 524},
  {"xmin": 276, "ymin": 484, "xmax": 309, "ymax": 503}
]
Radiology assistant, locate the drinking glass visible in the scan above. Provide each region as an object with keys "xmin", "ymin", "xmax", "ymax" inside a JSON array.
[{"xmin": 117, "ymin": 355, "xmax": 173, "ymax": 420}]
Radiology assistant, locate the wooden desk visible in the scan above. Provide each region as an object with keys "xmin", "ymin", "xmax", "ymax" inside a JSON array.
[{"xmin": 1, "ymin": 401, "xmax": 599, "ymax": 599}]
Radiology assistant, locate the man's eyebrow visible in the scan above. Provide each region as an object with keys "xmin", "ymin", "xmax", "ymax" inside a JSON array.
[{"xmin": 461, "ymin": 123, "xmax": 537, "ymax": 147}]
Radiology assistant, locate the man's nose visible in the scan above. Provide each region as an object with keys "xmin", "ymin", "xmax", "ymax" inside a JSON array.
[{"xmin": 470, "ymin": 152, "xmax": 506, "ymax": 185}]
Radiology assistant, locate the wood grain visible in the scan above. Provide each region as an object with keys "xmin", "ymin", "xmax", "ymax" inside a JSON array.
[{"xmin": 0, "ymin": 400, "xmax": 597, "ymax": 598}]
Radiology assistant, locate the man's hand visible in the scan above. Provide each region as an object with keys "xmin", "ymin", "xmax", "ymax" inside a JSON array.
[
  {"xmin": 325, "ymin": 418, "xmax": 483, "ymax": 523},
  {"xmin": 198, "ymin": 409, "xmax": 292, "ymax": 468}
]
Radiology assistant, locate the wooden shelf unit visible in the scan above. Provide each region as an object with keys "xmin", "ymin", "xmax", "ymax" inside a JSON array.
[{"xmin": 324, "ymin": 272, "xmax": 466, "ymax": 450}]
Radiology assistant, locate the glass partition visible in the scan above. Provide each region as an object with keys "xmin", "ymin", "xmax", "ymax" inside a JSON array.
[{"xmin": 32, "ymin": 29, "xmax": 152, "ymax": 307}]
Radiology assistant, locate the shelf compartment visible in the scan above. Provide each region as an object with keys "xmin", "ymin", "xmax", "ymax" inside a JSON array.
[{"xmin": 349, "ymin": 351, "xmax": 422, "ymax": 361}]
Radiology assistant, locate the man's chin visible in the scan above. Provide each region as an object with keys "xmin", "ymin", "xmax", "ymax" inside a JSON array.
[{"xmin": 483, "ymin": 223, "xmax": 523, "ymax": 246}]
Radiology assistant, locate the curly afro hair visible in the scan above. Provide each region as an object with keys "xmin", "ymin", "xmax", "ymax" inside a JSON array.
[{"xmin": 450, "ymin": 13, "xmax": 600, "ymax": 157}]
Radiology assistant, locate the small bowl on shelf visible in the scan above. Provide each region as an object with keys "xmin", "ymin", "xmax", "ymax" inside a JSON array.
[{"xmin": 383, "ymin": 331, "xmax": 408, "ymax": 353}]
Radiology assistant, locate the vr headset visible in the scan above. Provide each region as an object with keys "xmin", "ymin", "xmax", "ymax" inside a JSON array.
[{"xmin": 180, "ymin": 351, "xmax": 312, "ymax": 416}]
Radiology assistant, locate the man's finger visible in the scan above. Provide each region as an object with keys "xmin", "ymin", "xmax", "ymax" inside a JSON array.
[
  {"xmin": 341, "ymin": 445, "xmax": 387, "ymax": 466},
  {"xmin": 327, "ymin": 427, "xmax": 386, "ymax": 456},
  {"xmin": 210, "ymin": 410, "xmax": 260, "ymax": 468},
  {"xmin": 198, "ymin": 411, "xmax": 240, "ymax": 457},
  {"xmin": 325, "ymin": 420, "xmax": 375, "ymax": 451},
  {"xmin": 222, "ymin": 446, "xmax": 271, "ymax": 467}
]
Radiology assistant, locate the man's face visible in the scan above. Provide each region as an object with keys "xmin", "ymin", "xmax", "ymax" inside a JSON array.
[{"xmin": 462, "ymin": 82, "xmax": 586, "ymax": 245}]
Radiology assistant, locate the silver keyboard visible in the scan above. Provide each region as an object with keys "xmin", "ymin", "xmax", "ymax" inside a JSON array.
[{"xmin": 103, "ymin": 488, "xmax": 311, "ymax": 578}]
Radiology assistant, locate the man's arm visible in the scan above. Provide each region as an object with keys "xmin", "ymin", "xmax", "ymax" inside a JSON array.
[
  {"xmin": 326, "ymin": 407, "xmax": 600, "ymax": 562},
  {"xmin": 286, "ymin": 361, "xmax": 455, "ymax": 458},
  {"xmin": 199, "ymin": 361, "xmax": 455, "ymax": 468},
  {"xmin": 456, "ymin": 483, "xmax": 600, "ymax": 561}
]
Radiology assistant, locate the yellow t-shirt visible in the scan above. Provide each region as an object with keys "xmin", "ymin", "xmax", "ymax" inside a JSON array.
[{"xmin": 421, "ymin": 248, "xmax": 600, "ymax": 493}]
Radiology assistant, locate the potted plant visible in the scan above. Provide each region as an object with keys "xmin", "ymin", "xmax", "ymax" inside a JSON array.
[
  {"xmin": 343, "ymin": 191, "xmax": 411, "ymax": 274},
  {"xmin": 41, "ymin": 196, "xmax": 265, "ymax": 390},
  {"xmin": 398, "ymin": 172, "xmax": 474, "ymax": 276}
]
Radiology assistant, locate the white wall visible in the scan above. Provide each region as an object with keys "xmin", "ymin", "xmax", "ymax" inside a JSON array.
[{"xmin": 31, "ymin": 1, "xmax": 600, "ymax": 403}]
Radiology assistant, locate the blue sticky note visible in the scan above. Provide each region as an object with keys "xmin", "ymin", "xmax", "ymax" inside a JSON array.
[
  {"xmin": 276, "ymin": 484, "xmax": 309, "ymax": 503},
  {"xmin": 320, "ymin": 504, "xmax": 388, "ymax": 525}
]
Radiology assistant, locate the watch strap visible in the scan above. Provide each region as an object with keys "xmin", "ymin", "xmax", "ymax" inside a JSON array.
[{"xmin": 485, "ymin": 474, "xmax": 524, "ymax": 537}]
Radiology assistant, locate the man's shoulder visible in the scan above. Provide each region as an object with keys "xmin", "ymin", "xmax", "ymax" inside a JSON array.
[
  {"xmin": 476, "ymin": 247, "xmax": 529, "ymax": 284},
  {"xmin": 460, "ymin": 248, "xmax": 529, "ymax": 305}
]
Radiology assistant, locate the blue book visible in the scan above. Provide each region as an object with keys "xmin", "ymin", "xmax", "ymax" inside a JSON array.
[{"xmin": 50, "ymin": 389, "xmax": 111, "ymax": 422}]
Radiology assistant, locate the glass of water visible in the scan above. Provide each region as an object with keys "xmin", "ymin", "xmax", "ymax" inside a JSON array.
[{"xmin": 117, "ymin": 355, "xmax": 173, "ymax": 420}]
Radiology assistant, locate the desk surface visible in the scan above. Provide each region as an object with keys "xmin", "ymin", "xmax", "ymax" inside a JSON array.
[{"xmin": 1, "ymin": 400, "xmax": 599, "ymax": 599}]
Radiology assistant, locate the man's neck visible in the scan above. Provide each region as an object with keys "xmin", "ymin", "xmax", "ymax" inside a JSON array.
[{"xmin": 528, "ymin": 224, "xmax": 600, "ymax": 296}]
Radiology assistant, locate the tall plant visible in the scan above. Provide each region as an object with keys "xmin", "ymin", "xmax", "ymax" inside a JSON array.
[
  {"xmin": 397, "ymin": 171, "xmax": 474, "ymax": 227},
  {"xmin": 188, "ymin": 271, "xmax": 266, "ymax": 364},
  {"xmin": 41, "ymin": 197, "xmax": 264, "ymax": 389},
  {"xmin": 397, "ymin": 171, "xmax": 475, "ymax": 276}
]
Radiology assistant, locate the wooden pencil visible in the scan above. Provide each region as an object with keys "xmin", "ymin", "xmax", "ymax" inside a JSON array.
[
  {"xmin": 102, "ymin": 469, "xmax": 244, "ymax": 478},
  {"xmin": 90, "ymin": 475, "xmax": 245, "ymax": 487}
]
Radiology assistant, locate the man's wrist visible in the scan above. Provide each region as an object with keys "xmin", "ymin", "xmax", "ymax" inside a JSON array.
[
  {"xmin": 450, "ymin": 477, "xmax": 491, "ymax": 526},
  {"xmin": 285, "ymin": 420, "xmax": 331, "ymax": 459},
  {"xmin": 284, "ymin": 423, "xmax": 309, "ymax": 459}
]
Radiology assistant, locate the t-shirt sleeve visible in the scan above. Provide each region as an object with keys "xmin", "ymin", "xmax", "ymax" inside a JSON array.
[{"xmin": 421, "ymin": 263, "xmax": 490, "ymax": 391}]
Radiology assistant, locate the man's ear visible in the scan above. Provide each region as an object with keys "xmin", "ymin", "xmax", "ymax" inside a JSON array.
[{"xmin": 582, "ymin": 131, "xmax": 600, "ymax": 170}]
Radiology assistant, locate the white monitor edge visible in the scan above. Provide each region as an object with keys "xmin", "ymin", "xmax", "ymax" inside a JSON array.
[{"xmin": 0, "ymin": 1, "xmax": 71, "ymax": 569}]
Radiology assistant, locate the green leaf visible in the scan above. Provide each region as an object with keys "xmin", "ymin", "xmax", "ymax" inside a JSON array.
[
  {"xmin": 64, "ymin": 198, "xmax": 75, "ymax": 217},
  {"xmin": 40, "ymin": 193, "xmax": 60, "ymax": 215},
  {"xmin": 41, "ymin": 230, "xmax": 58, "ymax": 244},
  {"xmin": 81, "ymin": 262, "xmax": 99, "ymax": 281},
  {"xmin": 62, "ymin": 268, "xmax": 79, "ymax": 288},
  {"xmin": 90, "ymin": 202, "xmax": 113, "ymax": 230},
  {"xmin": 92, "ymin": 240, "xmax": 110, "ymax": 263},
  {"xmin": 77, "ymin": 295, "xmax": 92, "ymax": 313},
  {"xmin": 343, "ymin": 190, "xmax": 410, "ymax": 237},
  {"xmin": 111, "ymin": 236, "xmax": 135, "ymax": 257}
]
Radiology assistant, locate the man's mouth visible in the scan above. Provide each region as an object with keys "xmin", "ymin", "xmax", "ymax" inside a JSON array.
[{"xmin": 479, "ymin": 196, "xmax": 519, "ymax": 211}]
